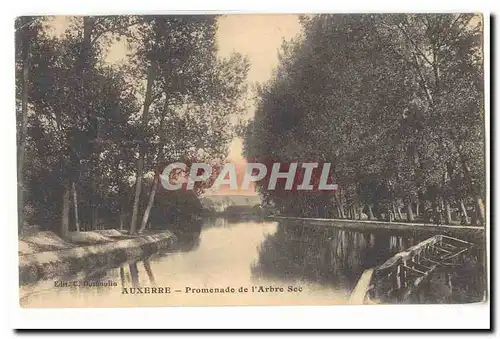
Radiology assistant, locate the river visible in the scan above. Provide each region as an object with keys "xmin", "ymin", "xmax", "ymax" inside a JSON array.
[{"xmin": 20, "ymin": 218, "xmax": 486, "ymax": 307}]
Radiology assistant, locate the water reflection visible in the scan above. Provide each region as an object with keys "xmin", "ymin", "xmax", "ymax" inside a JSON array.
[
  {"xmin": 251, "ymin": 222, "xmax": 419, "ymax": 291},
  {"xmin": 167, "ymin": 219, "xmax": 203, "ymax": 252},
  {"xmin": 19, "ymin": 218, "xmax": 486, "ymax": 307},
  {"xmin": 252, "ymin": 221, "xmax": 485, "ymax": 303},
  {"xmin": 144, "ymin": 259, "xmax": 156, "ymax": 285},
  {"xmin": 116, "ymin": 258, "xmax": 157, "ymax": 289}
]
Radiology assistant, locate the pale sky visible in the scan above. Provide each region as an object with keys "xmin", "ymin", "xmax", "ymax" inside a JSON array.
[
  {"xmin": 217, "ymin": 15, "xmax": 302, "ymax": 194},
  {"xmin": 217, "ymin": 15, "xmax": 302, "ymax": 163},
  {"xmin": 47, "ymin": 15, "xmax": 303, "ymax": 195}
]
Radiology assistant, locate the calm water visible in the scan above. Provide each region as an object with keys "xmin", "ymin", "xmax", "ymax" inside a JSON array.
[{"xmin": 20, "ymin": 218, "xmax": 486, "ymax": 307}]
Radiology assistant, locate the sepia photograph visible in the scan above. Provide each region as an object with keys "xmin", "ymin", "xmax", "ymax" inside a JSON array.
[{"xmin": 15, "ymin": 13, "xmax": 488, "ymax": 312}]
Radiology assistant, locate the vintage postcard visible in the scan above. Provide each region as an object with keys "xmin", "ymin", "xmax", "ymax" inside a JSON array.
[{"xmin": 16, "ymin": 13, "xmax": 488, "ymax": 309}]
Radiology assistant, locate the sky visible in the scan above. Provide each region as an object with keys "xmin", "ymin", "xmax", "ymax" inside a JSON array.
[
  {"xmin": 214, "ymin": 15, "xmax": 303, "ymax": 194},
  {"xmin": 216, "ymin": 15, "xmax": 301, "ymax": 164},
  {"xmin": 48, "ymin": 15, "xmax": 303, "ymax": 195}
]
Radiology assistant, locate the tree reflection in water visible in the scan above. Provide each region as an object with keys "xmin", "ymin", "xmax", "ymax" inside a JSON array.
[
  {"xmin": 118, "ymin": 257, "xmax": 158, "ymax": 289},
  {"xmin": 251, "ymin": 222, "xmax": 413, "ymax": 291},
  {"xmin": 168, "ymin": 219, "xmax": 203, "ymax": 253},
  {"xmin": 252, "ymin": 221, "xmax": 485, "ymax": 302}
]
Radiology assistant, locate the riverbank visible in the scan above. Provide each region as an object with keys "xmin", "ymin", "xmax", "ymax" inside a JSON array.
[
  {"xmin": 269, "ymin": 216, "xmax": 485, "ymax": 234},
  {"xmin": 19, "ymin": 230, "xmax": 176, "ymax": 285}
]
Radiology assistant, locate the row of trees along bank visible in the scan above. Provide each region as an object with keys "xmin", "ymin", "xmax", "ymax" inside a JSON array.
[
  {"xmin": 243, "ymin": 14, "xmax": 485, "ymax": 225},
  {"xmin": 15, "ymin": 16, "xmax": 249, "ymax": 235}
]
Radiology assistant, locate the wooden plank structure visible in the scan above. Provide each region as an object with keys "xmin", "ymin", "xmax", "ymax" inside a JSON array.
[{"xmin": 349, "ymin": 235, "xmax": 473, "ymax": 304}]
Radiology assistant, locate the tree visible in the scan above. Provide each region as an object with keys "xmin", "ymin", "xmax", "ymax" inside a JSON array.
[
  {"xmin": 17, "ymin": 15, "xmax": 249, "ymax": 235},
  {"xmin": 127, "ymin": 16, "xmax": 249, "ymax": 234},
  {"xmin": 18, "ymin": 17, "xmax": 140, "ymax": 234},
  {"xmin": 244, "ymin": 14, "xmax": 485, "ymax": 226},
  {"xmin": 15, "ymin": 17, "xmax": 40, "ymax": 233}
]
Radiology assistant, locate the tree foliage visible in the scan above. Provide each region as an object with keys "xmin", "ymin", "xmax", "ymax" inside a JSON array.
[
  {"xmin": 15, "ymin": 15, "xmax": 249, "ymax": 234},
  {"xmin": 244, "ymin": 14, "xmax": 485, "ymax": 225}
]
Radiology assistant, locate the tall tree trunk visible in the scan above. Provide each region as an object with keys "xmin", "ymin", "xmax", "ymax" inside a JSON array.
[
  {"xmin": 138, "ymin": 111, "xmax": 168, "ymax": 233},
  {"xmin": 72, "ymin": 182, "xmax": 80, "ymax": 232},
  {"xmin": 92, "ymin": 208, "xmax": 98, "ymax": 231},
  {"xmin": 367, "ymin": 205, "xmax": 375, "ymax": 220},
  {"xmin": 91, "ymin": 188, "xmax": 98, "ymax": 230},
  {"xmin": 80, "ymin": 16, "xmax": 101, "ymax": 230},
  {"xmin": 460, "ymin": 199, "xmax": 470, "ymax": 225},
  {"xmin": 357, "ymin": 206, "xmax": 363, "ymax": 220},
  {"xmin": 392, "ymin": 203, "xmax": 398, "ymax": 221},
  {"xmin": 337, "ymin": 188, "xmax": 345, "ymax": 218},
  {"xmin": 415, "ymin": 200, "xmax": 420, "ymax": 217},
  {"xmin": 119, "ymin": 213, "xmax": 126, "ymax": 230},
  {"xmin": 459, "ymin": 152, "xmax": 485, "ymax": 225},
  {"xmin": 444, "ymin": 202, "xmax": 452, "ymax": 225},
  {"xmin": 387, "ymin": 207, "xmax": 393, "ymax": 222},
  {"xmin": 114, "ymin": 157, "xmax": 127, "ymax": 232},
  {"xmin": 442, "ymin": 164, "xmax": 453, "ymax": 225},
  {"xmin": 17, "ymin": 17, "xmax": 31, "ymax": 233},
  {"xmin": 350, "ymin": 206, "xmax": 356, "ymax": 220},
  {"xmin": 407, "ymin": 202, "xmax": 414, "ymax": 222},
  {"xmin": 397, "ymin": 206, "xmax": 403, "ymax": 221},
  {"xmin": 337, "ymin": 197, "xmax": 344, "ymax": 218},
  {"xmin": 130, "ymin": 63, "xmax": 155, "ymax": 234},
  {"xmin": 432, "ymin": 200, "xmax": 442, "ymax": 225},
  {"xmin": 129, "ymin": 156, "xmax": 145, "ymax": 234},
  {"xmin": 475, "ymin": 197, "xmax": 485, "ymax": 226},
  {"xmin": 61, "ymin": 183, "xmax": 71, "ymax": 237},
  {"xmin": 138, "ymin": 175, "xmax": 159, "ymax": 233}
]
